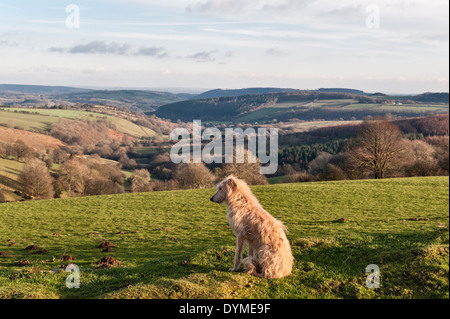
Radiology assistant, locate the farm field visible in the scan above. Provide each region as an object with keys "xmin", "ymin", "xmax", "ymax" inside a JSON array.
[
  {"xmin": 0, "ymin": 127, "xmax": 65, "ymax": 150},
  {"xmin": 0, "ymin": 176, "xmax": 448, "ymax": 299},
  {"xmin": 0, "ymin": 108, "xmax": 156, "ymax": 138}
]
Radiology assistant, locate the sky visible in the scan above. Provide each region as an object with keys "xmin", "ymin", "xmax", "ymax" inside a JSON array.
[{"xmin": 0, "ymin": 0, "xmax": 448, "ymax": 94}]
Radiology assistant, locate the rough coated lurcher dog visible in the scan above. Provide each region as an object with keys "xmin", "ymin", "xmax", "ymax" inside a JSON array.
[{"xmin": 210, "ymin": 175, "xmax": 294, "ymax": 279}]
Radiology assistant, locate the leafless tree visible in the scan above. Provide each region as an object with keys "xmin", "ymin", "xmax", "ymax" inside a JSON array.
[
  {"xmin": 18, "ymin": 159, "xmax": 55, "ymax": 199},
  {"xmin": 12, "ymin": 140, "xmax": 34, "ymax": 162},
  {"xmin": 220, "ymin": 148, "xmax": 268, "ymax": 185},
  {"xmin": 58, "ymin": 160, "xmax": 91, "ymax": 195},
  {"xmin": 349, "ymin": 119, "xmax": 405, "ymax": 179},
  {"xmin": 131, "ymin": 169, "xmax": 152, "ymax": 193},
  {"xmin": 174, "ymin": 163, "xmax": 216, "ymax": 189}
]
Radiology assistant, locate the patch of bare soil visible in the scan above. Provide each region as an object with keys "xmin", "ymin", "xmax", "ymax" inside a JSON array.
[
  {"xmin": 61, "ymin": 255, "xmax": 76, "ymax": 261},
  {"xmin": 97, "ymin": 241, "xmax": 116, "ymax": 249},
  {"xmin": 97, "ymin": 256, "xmax": 120, "ymax": 268},
  {"xmin": 17, "ymin": 260, "xmax": 32, "ymax": 266},
  {"xmin": 32, "ymin": 249, "xmax": 48, "ymax": 255}
]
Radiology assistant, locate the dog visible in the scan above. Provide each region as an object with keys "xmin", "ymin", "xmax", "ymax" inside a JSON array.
[{"xmin": 210, "ymin": 175, "xmax": 294, "ymax": 279}]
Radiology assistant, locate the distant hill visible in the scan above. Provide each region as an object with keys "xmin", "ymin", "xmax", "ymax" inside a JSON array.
[
  {"xmin": 155, "ymin": 91, "xmax": 449, "ymax": 123},
  {"xmin": 412, "ymin": 92, "xmax": 449, "ymax": 103},
  {"xmin": 56, "ymin": 90, "xmax": 192, "ymax": 112},
  {"xmin": 0, "ymin": 84, "xmax": 93, "ymax": 94},
  {"xmin": 0, "ymin": 85, "xmax": 194, "ymax": 112},
  {"xmin": 318, "ymin": 88, "xmax": 369, "ymax": 95},
  {"xmin": 155, "ymin": 91, "xmax": 376, "ymax": 122},
  {"xmin": 193, "ymin": 88, "xmax": 302, "ymax": 99}
]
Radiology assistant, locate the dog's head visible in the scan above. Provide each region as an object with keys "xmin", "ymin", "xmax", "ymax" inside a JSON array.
[{"xmin": 210, "ymin": 175, "xmax": 238, "ymax": 204}]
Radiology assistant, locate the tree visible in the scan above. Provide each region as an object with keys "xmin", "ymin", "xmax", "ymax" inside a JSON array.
[
  {"xmin": 84, "ymin": 177, "xmax": 124, "ymax": 196},
  {"xmin": 18, "ymin": 159, "xmax": 55, "ymax": 199},
  {"xmin": 174, "ymin": 163, "xmax": 216, "ymax": 189},
  {"xmin": 349, "ymin": 119, "xmax": 404, "ymax": 179},
  {"xmin": 58, "ymin": 160, "xmax": 91, "ymax": 195},
  {"xmin": 0, "ymin": 188, "xmax": 6, "ymax": 203},
  {"xmin": 12, "ymin": 140, "xmax": 34, "ymax": 162},
  {"xmin": 131, "ymin": 169, "xmax": 152, "ymax": 193},
  {"xmin": 220, "ymin": 148, "xmax": 268, "ymax": 185},
  {"xmin": 52, "ymin": 148, "xmax": 68, "ymax": 164}
]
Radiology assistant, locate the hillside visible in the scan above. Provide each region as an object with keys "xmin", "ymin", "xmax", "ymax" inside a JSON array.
[
  {"xmin": 0, "ymin": 84, "xmax": 93, "ymax": 94},
  {"xmin": 155, "ymin": 91, "xmax": 449, "ymax": 123},
  {"xmin": 0, "ymin": 107, "xmax": 156, "ymax": 138},
  {"xmin": 0, "ymin": 177, "xmax": 448, "ymax": 299},
  {"xmin": 413, "ymin": 92, "xmax": 449, "ymax": 103},
  {"xmin": 55, "ymin": 90, "xmax": 192, "ymax": 112},
  {"xmin": 194, "ymin": 87, "xmax": 302, "ymax": 99},
  {"xmin": 0, "ymin": 127, "xmax": 65, "ymax": 150}
]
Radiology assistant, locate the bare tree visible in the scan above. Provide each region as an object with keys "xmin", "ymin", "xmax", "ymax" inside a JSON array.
[
  {"xmin": 349, "ymin": 119, "xmax": 404, "ymax": 179},
  {"xmin": 131, "ymin": 169, "xmax": 152, "ymax": 193},
  {"xmin": 18, "ymin": 159, "xmax": 55, "ymax": 199},
  {"xmin": 174, "ymin": 163, "xmax": 216, "ymax": 189},
  {"xmin": 0, "ymin": 188, "xmax": 6, "ymax": 203},
  {"xmin": 12, "ymin": 140, "xmax": 34, "ymax": 162},
  {"xmin": 58, "ymin": 160, "xmax": 91, "ymax": 195},
  {"xmin": 220, "ymin": 148, "xmax": 268, "ymax": 185}
]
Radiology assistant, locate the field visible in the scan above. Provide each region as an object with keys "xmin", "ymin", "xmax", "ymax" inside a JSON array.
[
  {"xmin": 156, "ymin": 92, "xmax": 449, "ymax": 123},
  {"xmin": 0, "ymin": 127, "xmax": 65, "ymax": 150},
  {"xmin": 0, "ymin": 177, "xmax": 448, "ymax": 299},
  {"xmin": 0, "ymin": 108, "xmax": 156, "ymax": 138}
]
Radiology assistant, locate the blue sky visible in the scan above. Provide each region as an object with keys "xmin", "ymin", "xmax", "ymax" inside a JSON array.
[{"xmin": 0, "ymin": 0, "xmax": 448, "ymax": 94}]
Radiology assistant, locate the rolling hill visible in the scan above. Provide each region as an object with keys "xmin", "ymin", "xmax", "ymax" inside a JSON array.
[
  {"xmin": 55, "ymin": 90, "xmax": 193, "ymax": 112},
  {"xmin": 0, "ymin": 107, "xmax": 156, "ymax": 138},
  {"xmin": 0, "ymin": 177, "xmax": 448, "ymax": 299},
  {"xmin": 193, "ymin": 87, "xmax": 302, "ymax": 99},
  {"xmin": 0, "ymin": 85, "xmax": 194, "ymax": 112},
  {"xmin": 0, "ymin": 84, "xmax": 93, "ymax": 94},
  {"xmin": 155, "ymin": 91, "xmax": 449, "ymax": 123}
]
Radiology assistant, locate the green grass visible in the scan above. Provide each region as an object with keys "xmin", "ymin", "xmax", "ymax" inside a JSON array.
[
  {"xmin": 0, "ymin": 177, "xmax": 448, "ymax": 299},
  {"xmin": 0, "ymin": 109, "xmax": 61, "ymax": 130},
  {"xmin": 0, "ymin": 108, "xmax": 156, "ymax": 138}
]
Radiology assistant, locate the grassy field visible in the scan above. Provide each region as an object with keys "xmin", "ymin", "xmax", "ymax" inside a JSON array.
[
  {"xmin": 0, "ymin": 108, "xmax": 156, "ymax": 138},
  {"xmin": 0, "ymin": 177, "xmax": 448, "ymax": 299},
  {"xmin": 234, "ymin": 99, "xmax": 449, "ymax": 124}
]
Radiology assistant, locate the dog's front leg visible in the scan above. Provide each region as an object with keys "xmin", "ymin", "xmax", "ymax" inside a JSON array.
[{"xmin": 230, "ymin": 234, "xmax": 245, "ymax": 272}]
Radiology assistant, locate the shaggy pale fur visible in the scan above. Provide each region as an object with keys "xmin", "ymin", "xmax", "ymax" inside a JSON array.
[{"xmin": 210, "ymin": 175, "xmax": 294, "ymax": 279}]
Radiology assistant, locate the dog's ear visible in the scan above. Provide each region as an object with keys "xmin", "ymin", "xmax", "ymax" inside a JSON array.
[{"xmin": 226, "ymin": 176, "xmax": 237, "ymax": 190}]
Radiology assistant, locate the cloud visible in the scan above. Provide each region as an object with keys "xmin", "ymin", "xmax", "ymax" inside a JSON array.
[
  {"xmin": 187, "ymin": 50, "xmax": 218, "ymax": 62},
  {"xmin": 68, "ymin": 41, "xmax": 131, "ymax": 55},
  {"xmin": 186, "ymin": 0, "xmax": 315, "ymax": 15},
  {"xmin": 49, "ymin": 41, "xmax": 169, "ymax": 58},
  {"xmin": 265, "ymin": 48, "xmax": 285, "ymax": 56},
  {"xmin": 0, "ymin": 40, "xmax": 19, "ymax": 47},
  {"xmin": 135, "ymin": 46, "xmax": 169, "ymax": 58}
]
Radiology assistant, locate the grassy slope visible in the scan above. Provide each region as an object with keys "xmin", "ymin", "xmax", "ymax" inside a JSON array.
[
  {"xmin": 0, "ymin": 177, "xmax": 448, "ymax": 299},
  {"xmin": 0, "ymin": 108, "xmax": 156, "ymax": 138},
  {"xmin": 157, "ymin": 94, "xmax": 449, "ymax": 123}
]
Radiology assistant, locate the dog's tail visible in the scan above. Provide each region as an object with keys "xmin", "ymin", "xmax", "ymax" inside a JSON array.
[{"xmin": 243, "ymin": 257, "xmax": 263, "ymax": 277}]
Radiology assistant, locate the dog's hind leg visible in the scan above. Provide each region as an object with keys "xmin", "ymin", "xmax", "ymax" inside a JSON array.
[{"xmin": 243, "ymin": 257, "xmax": 263, "ymax": 277}]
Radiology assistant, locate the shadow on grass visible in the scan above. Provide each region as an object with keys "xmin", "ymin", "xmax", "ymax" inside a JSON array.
[
  {"xmin": 9, "ymin": 228, "xmax": 448, "ymax": 299},
  {"xmin": 54, "ymin": 247, "xmax": 237, "ymax": 299}
]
